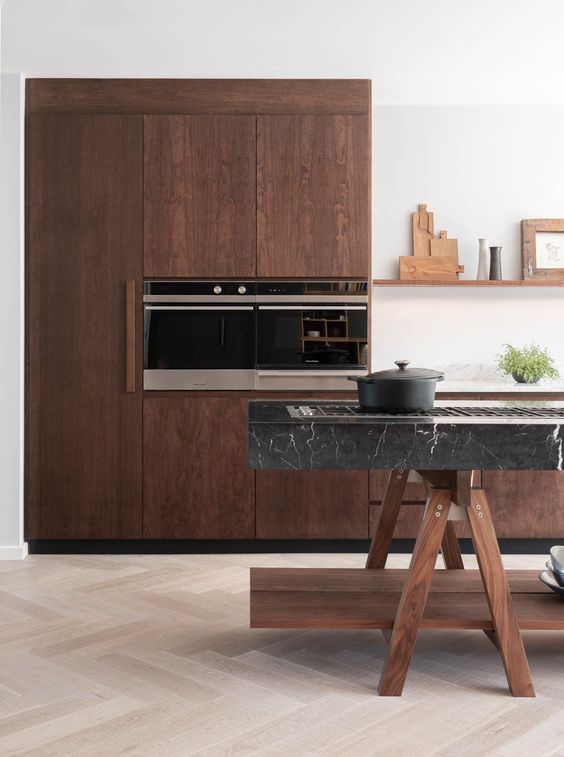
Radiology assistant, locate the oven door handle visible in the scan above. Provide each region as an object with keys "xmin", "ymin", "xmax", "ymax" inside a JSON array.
[
  {"xmin": 257, "ymin": 305, "xmax": 367, "ymax": 310},
  {"xmin": 144, "ymin": 305, "xmax": 255, "ymax": 311}
]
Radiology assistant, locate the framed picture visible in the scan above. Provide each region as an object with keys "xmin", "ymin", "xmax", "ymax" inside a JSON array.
[{"xmin": 521, "ymin": 219, "xmax": 564, "ymax": 280}]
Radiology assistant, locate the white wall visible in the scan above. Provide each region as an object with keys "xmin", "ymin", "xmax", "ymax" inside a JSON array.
[
  {"xmin": 372, "ymin": 105, "xmax": 564, "ymax": 370},
  {"xmin": 3, "ymin": 0, "xmax": 564, "ymax": 104},
  {"xmin": 0, "ymin": 72, "xmax": 27, "ymax": 559},
  {"xmin": 3, "ymin": 0, "xmax": 564, "ymax": 555}
]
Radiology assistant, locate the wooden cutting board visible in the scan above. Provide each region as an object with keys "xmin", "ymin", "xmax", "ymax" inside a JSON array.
[
  {"xmin": 412, "ymin": 204, "xmax": 434, "ymax": 256},
  {"xmin": 430, "ymin": 230, "xmax": 458, "ymax": 258},
  {"xmin": 400, "ymin": 256, "xmax": 464, "ymax": 281}
]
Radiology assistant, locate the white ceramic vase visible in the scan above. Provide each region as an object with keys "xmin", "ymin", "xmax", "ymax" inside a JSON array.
[{"xmin": 477, "ymin": 238, "xmax": 489, "ymax": 280}]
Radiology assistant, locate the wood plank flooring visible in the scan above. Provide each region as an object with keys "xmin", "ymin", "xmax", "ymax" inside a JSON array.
[{"xmin": 1, "ymin": 553, "xmax": 563, "ymax": 755}]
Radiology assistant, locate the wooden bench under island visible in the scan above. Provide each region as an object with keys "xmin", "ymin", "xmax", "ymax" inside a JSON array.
[{"xmin": 247, "ymin": 399, "xmax": 564, "ymax": 697}]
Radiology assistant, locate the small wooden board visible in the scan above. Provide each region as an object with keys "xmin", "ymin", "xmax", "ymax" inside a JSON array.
[
  {"xmin": 430, "ymin": 230, "xmax": 458, "ymax": 258},
  {"xmin": 412, "ymin": 204, "xmax": 434, "ymax": 256},
  {"xmin": 400, "ymin": 255, "xmax": 464, "ymax": 281}
]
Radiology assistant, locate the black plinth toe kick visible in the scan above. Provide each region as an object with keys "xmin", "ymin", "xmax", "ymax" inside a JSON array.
[{"xmin": 28, "ymin": 538, "xmax": 561, "ymax": 555}]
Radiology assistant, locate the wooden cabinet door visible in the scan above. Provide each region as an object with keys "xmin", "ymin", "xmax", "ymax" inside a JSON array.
[
  {"xmin": 143, "ymin": 397, "xmax": 255, "ymax": 538},
  {"xmin": 28, "ymin": 115, "xmax": 143, "ymax": 538},
  {"xmin": 257, "ymin": 115, "xmax": 369, "ymax": 278},
  {"xmin": 144, "ymin": 115, "xmax": 256, "ymax": 277},
  {"xmin": 482, "ymin": 471, "xmax": 564, "ymax": 538},
  {"xmin": 256, "ymin": 470, "xmax": 369, "ymax": 538}
]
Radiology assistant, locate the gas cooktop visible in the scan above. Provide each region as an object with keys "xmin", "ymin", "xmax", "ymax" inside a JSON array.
[{"xmin": 286, "ymin": 404, "xmax": 564, "ymax": 421}]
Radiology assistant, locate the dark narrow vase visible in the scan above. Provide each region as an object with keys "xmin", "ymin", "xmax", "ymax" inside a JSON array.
[{"xmin": 489, "ymin": 246, "xmax": 502, "ymax": 280}]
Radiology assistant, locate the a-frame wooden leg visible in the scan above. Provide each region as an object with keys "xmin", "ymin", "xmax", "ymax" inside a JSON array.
[
  {"xmin": 441, "ymin": 522, "xmax": 464, "ymax": 569},
  {"xmin": 378, "ymin": 488, "xmax": 451, "ymax": 696},
  {"xmin": 467, "ymin": 489, "xmax": 535, "ymax": 697},
  {"xmin": 366, "ymin": 469, "xmax": 409, "ymax": 569}
]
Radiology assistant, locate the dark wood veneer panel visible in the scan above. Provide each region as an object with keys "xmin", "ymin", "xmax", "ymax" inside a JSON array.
[
  {"xmin": 28, "ymin": 79, "xmax": 371, "ymax": 115},
  {"xmin": 256, "ymin": 470, "xmax": 369, "ymax": 538},
  {"xmin": 28, "ymin": 114, "xmax": 143, "ymax": 538},
  {"xmin": 481, "ymin": 470, "xmax": 564, "ymax": 538},
  {"xmin": 257, "ymin": 115, "xmax": 369, "ymax": 277},
  {"xmin": 143, "ymin": 397, "xmax": 254, "ymax": 538},
  {"xmin": 144, "ymin": 115, "xmax": 256, "ymax": 277}
]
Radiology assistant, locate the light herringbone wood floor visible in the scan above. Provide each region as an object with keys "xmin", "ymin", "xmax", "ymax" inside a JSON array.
[{"xmin": 1, "ymin": 552, "xmax": 564, "ymax": 756}]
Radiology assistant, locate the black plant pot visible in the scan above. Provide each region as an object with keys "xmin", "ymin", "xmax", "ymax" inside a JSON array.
[{"xmin": 511, "ymin": 372, "xmax": 541, "ymax": 384}]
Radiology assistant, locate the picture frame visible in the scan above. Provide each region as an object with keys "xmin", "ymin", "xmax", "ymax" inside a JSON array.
[{"xmin": 521, "ymin": 219, "xmax": 564, "ymax": 280}]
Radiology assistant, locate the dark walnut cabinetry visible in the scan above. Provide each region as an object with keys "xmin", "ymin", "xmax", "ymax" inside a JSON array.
[
  {"xmin": 143, "ymin": 397, "xmax": 254, "ymax": 538},
  {"xmin": 257, "ymin": 470, "xmax": 368, "ymax": 538},
  {"xmin": 257, "ymin": 115, "xmax": 370, "ymax": 278},
  {"xmin": 26, "ymin": 79, "xmax": 372, "ymax": 542},
  {"xmin": 27, "ymin": 114, "xmax": 143, "ymax": 538},
  {"xmin": 144, "ymin": 115, "xmax": 256, "ymax": 278}
]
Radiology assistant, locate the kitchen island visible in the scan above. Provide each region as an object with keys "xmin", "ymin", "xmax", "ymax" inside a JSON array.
[{"xmin": 248, "ymin": 400, "xmax": 564, "ymax": 697}]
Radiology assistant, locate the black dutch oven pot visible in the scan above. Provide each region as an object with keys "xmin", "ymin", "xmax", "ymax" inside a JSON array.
[{"xmin": 348, "ymin": 360, "xmax": 444, "ymax": 413}]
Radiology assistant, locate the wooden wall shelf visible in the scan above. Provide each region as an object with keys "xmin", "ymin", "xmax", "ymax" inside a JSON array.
[{"xmin": 373, "ymin": 279, "xmax": 564, "ymax": 287}]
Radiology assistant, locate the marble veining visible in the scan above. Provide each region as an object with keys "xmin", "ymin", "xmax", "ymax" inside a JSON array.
[{"xmin": 248, "ymin": 401, "xmax": 564, "ymax": 472}]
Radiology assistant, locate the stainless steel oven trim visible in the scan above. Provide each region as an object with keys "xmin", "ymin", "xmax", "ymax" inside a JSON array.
[
  {"xmin": 144, "ymin": 369, "xmax": 256, "ymax": 391},
  {"xmin": 144, "ymin": 305, "xmax": 254, "ymax": 311},
  {"xmin": 255, "ymin": 295, "xmax": 368, "ymax": 304},
  {"xmin": 144, "ymin": 294, "xmax": 256, "ymax": 303},
  {"xmin": 254, "ymin": 369, "xmax": 367, "ymax": 391},
  {"xmin": 257, "ymin": 305, "xmax": 367, "ymax": 310}
]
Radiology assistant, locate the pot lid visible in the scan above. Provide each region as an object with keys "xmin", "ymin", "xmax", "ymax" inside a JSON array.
[{"xmin": 363, "ymin": 360, "xmax": 444, "ymax": 381}]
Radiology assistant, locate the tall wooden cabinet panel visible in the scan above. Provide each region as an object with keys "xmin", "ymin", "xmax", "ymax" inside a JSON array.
[
  {"xmin": 257, "ymin": 115, "xmax": 369, "ymax": 278},
  {"xmin": 28, "ymin": 115, "xmax": 143, "ymax": 538},
  {"xmin": 144, "ymin": 115, "xmax": 257, "ymax": 277},
  {"xmin": 143, "ymin": 397, "xmax": 255, "ymax": 538},
  {"xmin": 256, "ymin": 470, "xmax": 369, "ymax": 538}
]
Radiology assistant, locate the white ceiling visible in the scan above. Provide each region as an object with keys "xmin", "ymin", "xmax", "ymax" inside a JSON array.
[{"xmin": 2, "ymin": 0, "xmax": 564, "ymax": 104}]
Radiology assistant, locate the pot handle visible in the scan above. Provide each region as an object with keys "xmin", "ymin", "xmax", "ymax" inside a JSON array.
[
  {"xmin": 347, "ymin": 376, "xmax": 360, "ymax": 382},
  {"xmin": 395, "ymin": 360, "xmax": 410, "ymax": 371}
]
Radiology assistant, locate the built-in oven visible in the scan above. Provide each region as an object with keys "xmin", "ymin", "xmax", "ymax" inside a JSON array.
[
  {"xmin": 255, "ymin": 280, "xmax": 369, "ymax": 390},
  {"xmin": 143, "ymin": 281, "xmax": 256, "ymax": 390}
]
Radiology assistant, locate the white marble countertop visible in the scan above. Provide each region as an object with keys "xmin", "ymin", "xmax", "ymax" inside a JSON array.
[{"xmin": 438, "ymin": 379, "xmax": 564, "ymax": 394}]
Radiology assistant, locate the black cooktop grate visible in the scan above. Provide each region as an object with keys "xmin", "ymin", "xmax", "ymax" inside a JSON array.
[{"xmin": 290, "ymin": 405, "xmax": 564, "ymax": 419}]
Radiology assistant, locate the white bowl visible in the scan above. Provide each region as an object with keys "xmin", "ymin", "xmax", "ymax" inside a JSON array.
[
  {"xmin": 550, "ymin": 545, "xmax": 564, "ymax": 574},
  {"xmin": 546, "ymin": 559, "xmax": 564, "ymax": 586},
  {"xmin": 540, "ymin": 569, "xmax": 564, "ymax": 597}
]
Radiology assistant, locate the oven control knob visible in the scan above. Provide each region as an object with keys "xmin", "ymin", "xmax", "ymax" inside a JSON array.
[
  {"xmin": 213, "ymin": 285, "xmax": 222, "ymax": 295},
  {"xmin": 238, "ymin": 285, "xmax": 247, "ymax": 294}
]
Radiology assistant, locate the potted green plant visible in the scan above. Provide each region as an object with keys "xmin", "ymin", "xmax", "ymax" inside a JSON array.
[{"xmin": 497, "ymin": 343, "xmax": 560, "ymax": 384}]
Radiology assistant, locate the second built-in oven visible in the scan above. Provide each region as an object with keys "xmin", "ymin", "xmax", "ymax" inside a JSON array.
[
  {"xmin": 144, "ymin": 281, "xmax": 256, "ymax": 390},
  {"xmin": 255, "ymin": 280, "xmax": 369, "ymax": 390}
]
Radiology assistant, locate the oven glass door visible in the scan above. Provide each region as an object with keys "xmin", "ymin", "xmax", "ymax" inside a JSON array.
[
  {"xmin": 256, "ymin": 305, "xmax": 368, "ymax": 368},
  {"xmin": 144, "ymin": 305, "xmax": 255, "ymax": 370}
]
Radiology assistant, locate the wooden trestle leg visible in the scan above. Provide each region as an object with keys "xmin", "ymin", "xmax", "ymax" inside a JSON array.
[
  {"xmin": 441, "ymin": 522, "xmax": 464, "ymax": 569},
  {"xmin": 366, "ymin": 469, "xmax": 409, "ymax": 569},
  {"xmin": 378, "ymin": 488, "xmax": 451, "ymax": 696},
  {"xmin": 468, "ymin": 489, "xmax": 535, "ymax": 697},
  {"xmin": 367, "ymin": 470, "xmax": 533, "ymax": 696}
]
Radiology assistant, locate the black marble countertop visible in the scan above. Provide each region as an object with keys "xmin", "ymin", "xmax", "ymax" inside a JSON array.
[{"xmin": 248, "ymin": 400, "xmax": 564, "ymax": 471}]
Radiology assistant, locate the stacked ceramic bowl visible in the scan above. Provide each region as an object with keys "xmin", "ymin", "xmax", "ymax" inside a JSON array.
[{"xmin": 540, "ymin": 546, "xmax": 564, "ymax": 597}]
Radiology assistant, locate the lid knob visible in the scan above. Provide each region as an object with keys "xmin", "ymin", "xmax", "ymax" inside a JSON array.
[{"xmin": 394, "ymin": 360, "xmax": 410, "ymax": 371}]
